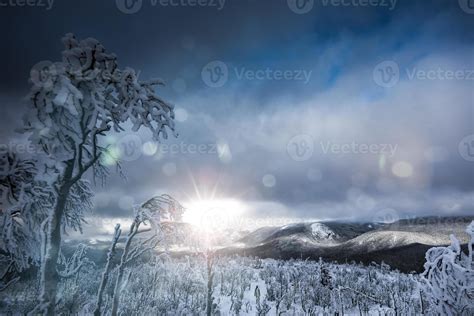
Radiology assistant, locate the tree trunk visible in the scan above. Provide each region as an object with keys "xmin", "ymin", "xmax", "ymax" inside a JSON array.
[
  {"xmin": 111, "ymin": 224, "xmax": 136, "ymax": 316},
  {"xmin": 94, "ymin": 224, "xmax": 121, "ymax": 316},
  {"xmin": 419, "ymin": 289, "xmax": 425, "ymax": 315},
  {"xmin": 206, "ymin": 253, "xmax": 214, "ymax": 316},
  {"xmin": 37, "ymin": 163, "xmax": 74, "ymax": 316},
  {"xmin": 468, "ymin": 229, "xmax": 473, "ymax": 269},
  {"xmin": 38, "ymin": 184, "xmax": 71, "ymax": 315}
]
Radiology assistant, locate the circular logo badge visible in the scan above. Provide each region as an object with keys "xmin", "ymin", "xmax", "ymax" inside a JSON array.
[
  {"xmin": 287, "ymin": 0, "xmax": 314, "ymax": 14},
  {"xmin": 30, "ymin": 60, "xmax": 59, "ymax": 89},
  {"xmin": 116, "ymin": 0, "xmax": 143, "ymax": 14},
  {"xmin": 373, "ymin": 209, "xmax": 400, "ymax": 229},
  {"xmin": 459, "ymin": 0, "xmax": 474, "ymax": 14},
  {"xmin": 201, "ymin": 61, "xmax": 229, "ymax": 88},
  {"xmin": 458, "ymin": 134, "xmax": 474, "ymax": 162},
  {"xmin": 287, "ymin": 134, "xmax": 315, "ymax": 161},
  {"xmin": 116, "ymin": 134, "xmax": 143, "ymax": 162},
  {"xmin": 373, "ymin": 60, "xmax": 400, "ymax": 88}
]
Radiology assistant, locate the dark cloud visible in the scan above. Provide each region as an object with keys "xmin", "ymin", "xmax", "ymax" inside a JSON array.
[{"xmin": 1, "ymin": 0, "xmax": 473, "ymax": 226}]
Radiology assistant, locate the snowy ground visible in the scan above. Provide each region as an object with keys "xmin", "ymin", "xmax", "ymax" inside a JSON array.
[{"xmin": 0, "ymin": 255, "xmax": 432, "ymax": 315}]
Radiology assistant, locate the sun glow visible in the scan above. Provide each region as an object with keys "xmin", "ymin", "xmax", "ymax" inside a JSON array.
[{"xmin": 183, "ymin": 199, "xmax": 247, "ymax": 232}]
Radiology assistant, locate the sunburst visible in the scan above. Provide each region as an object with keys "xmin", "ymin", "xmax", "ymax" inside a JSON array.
[{"xmin": 179, "ymin": 166, "xmax": 250, "ymax": 234}]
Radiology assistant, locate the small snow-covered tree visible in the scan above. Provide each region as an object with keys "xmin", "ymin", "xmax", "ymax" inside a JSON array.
[
  {"xmin": 254, "ymin": 285, "xmax": 271, "ymax": 316},
  {"xmin": 19, "ymin": 33, "xmax": 176, "ymax": 314},
  {"xmin": 0, "ymin": 152, "xmax": 53, "ymax": 280},
  {"xmin": 320, "ymin": 258, "xmax": 333, "ymax": 290},
  {"xmin": 56, "ymin": 243, "xmax": 94, "ymax": 282},
  {"xmin": 206, "ymin": 250, "xmax": 216, "ymax": 316},
  {"xmin": 109, "ymin": 194, "xmax": 184, "ymax": 316},
  {"xmin": 421, "ymin": 221, "xmax": 474, "ymax": 315}
]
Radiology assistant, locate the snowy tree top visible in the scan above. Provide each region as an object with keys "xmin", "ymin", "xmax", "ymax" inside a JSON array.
[{"xmin": 22, "ymin": 33, "xmax": 176, "ymax": 169}]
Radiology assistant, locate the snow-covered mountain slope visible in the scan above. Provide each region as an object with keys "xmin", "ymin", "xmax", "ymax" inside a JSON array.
[
  {"xmin": 310, "ymin": 223, "xmax": 338, "ymax": 240},
  {"xmin": 340, "ymin": 230, "xmax": 448, "ymax": 254},
  {"xmin": 237, "ymin": 226, "xmax": 280, "ymax": 246},
  {"xmin": 237, "ymin": 221, "xmax": 377, "ymax": 247},
  {"xmin": 382, "ymin": 216, "xmax": 473, "ymax": 244},
  {"xmin": 221, "ymin": 216, "xmax": 474, "ymax": 272},
  {"xmin": 262, "ymin": 223, "xmax": 336, "ymax": 245}
]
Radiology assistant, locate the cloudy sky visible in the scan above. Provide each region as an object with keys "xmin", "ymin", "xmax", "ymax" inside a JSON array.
[{"xmin": 1, "ymin": 0, "xmax": 473, "ymax": 234}]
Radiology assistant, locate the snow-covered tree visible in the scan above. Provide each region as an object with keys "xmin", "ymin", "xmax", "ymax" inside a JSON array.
[
  {"xmin": 20, "ymin": 33, "xmax": 176, "ymax": 314},
  {"xmin": 320, "ymin": 258, "xmax": 333, "ymax": 290},
  {"xmin": 421, "ymin": 221, "xmax": 474, "ymax": 315},
  {"xmin": 0, "ymin": 152, "xmax": 53, "ymax": 279},
  {"xmin": 109, "ymin": 194, "xmax": 184, "ymax": 316},
  {"xmin": 206, "ymin": 251, "xmax": 215, "ymax": 316},
  {"xmin": 94, "ymin": 194, "xmax": 187, "ymax": 316}
]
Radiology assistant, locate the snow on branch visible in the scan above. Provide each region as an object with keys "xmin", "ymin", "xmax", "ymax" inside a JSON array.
[
  {"xmin": 22, "ymin": 33, "xmax": 176, "ymax": 181},
  {"xmin": 56, "ymin": 244, "xmax": 94, "ymax": 279},
  {"xmin": 421, "ymin": 221, "xmax": 474, "ymax": 315},
  {"xmin": 108, "ymin": 194, "xmax": 185, "ymax": 316},
  {"xmin": 0, "ymin": 152, "xmax": 54, "ymax": 272},
  {"xmin": 0, "ymin": 260, "xmax": 20, "ymax": 292}
]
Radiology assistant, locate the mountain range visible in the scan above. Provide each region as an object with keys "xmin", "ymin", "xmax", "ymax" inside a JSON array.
[
  {"xmin": 62, "ymin": 216, "xmax": 473, "ymax": 273},
  {"xmin": 219, "ymin": 216, "xmax": 473, "ymax": 272}
]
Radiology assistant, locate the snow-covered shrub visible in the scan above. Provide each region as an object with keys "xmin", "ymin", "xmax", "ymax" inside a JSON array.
[
  {"xmin": 422, "ymin": 221, "xmax": 474, "ymax": 315},
  {"xmin": 0, "ymin": 152, "xmax": 54, "ymax": 286},
  {"xmin": 92, "ymin": 195, "xmax": 185, "ymax": 316},
  {"xmin": 0, "ymin": 254, "xmax": 429, "ymax": 315}
]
